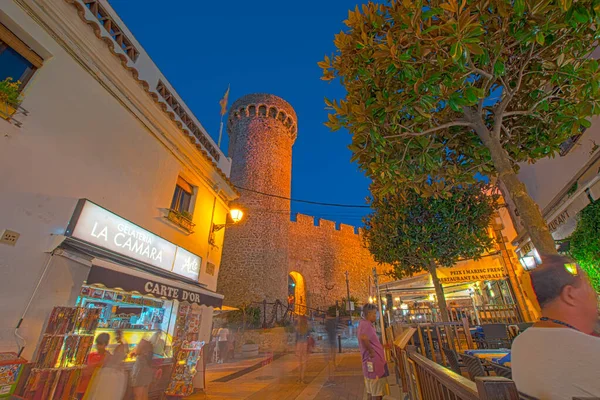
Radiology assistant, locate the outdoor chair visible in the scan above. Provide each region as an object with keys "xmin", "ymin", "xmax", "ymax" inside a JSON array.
[
  {"xmin": 490, "ymin": 362, "xmax": 512, "ymax": 379},
  {"xmin": 442, "ymin": 347, "xmax": 464, "ymax": 375},
  {"xmin": 517, "ymin": 322, "xmax": 534, "ymax": 332},
  {"xmin": 461, "ymin": 353, "xmax": 488, "ymax": 380},
  {"xmin": 519, "ymin": 393, "xmax": 540, "ymax": 400},
  {"xmin": 482, "ymin": 323, "xmax": 511, "ymax": 348}
]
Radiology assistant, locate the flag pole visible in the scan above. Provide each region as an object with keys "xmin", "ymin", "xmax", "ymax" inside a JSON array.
[{"xmin": 218, "ymin": 116, "xmax": 224, "ymax": 148}]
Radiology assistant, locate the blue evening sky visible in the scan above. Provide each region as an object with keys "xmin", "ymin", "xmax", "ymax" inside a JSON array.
[{"xmin": 109, "ymin": 0, "xmax": 371, "ymax": 227}]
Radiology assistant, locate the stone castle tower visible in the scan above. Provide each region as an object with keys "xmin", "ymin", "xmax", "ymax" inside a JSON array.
[{"xmin": 218, "ymin": 94, "xmax": 298, "ymax": 306}]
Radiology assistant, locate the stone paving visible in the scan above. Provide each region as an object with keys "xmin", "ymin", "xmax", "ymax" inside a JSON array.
[{"xmin": 187, "ymin": 352, "xmax": 401, "ymax": 400}]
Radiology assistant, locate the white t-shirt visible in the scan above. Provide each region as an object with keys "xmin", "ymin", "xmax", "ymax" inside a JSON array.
[
  {"xmin": 217, "ymin": 328, "xmax": 229, "ymax": 342},
  {"xmin": 512, "ymin": 327, "xmax": 600, "ymax": 400}
]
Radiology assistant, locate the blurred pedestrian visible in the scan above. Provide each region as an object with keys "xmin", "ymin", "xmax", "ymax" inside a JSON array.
[
  {"xmin": 84, "ymin": 330, "xmax": 128, "ymax": 400},
  {"xmin": 295, "ymin": 314, "xmax": 310, "ymax": 384},
  {"xmin": 216, "ymin": 326, "xmax": 230, "ymax": 363},
  {"xmin": 131, "ymin": 338, "xmax": 154, "ymax": 400},
  {"xmin": 358, "ymin": 304, "xmax": 388, "ymax": 400},
  {"xmin": 324, "ymin": 314, "xmax": 339, "ymax": 385},
  {"xmin": 76, "ymin": 333, "xmax": 110, "ymax": 399}
]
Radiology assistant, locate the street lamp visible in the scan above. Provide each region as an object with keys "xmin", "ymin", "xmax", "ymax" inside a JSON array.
[{"xmin": 209, "ymin": 208, "xmax": 245, "ymax": 245}]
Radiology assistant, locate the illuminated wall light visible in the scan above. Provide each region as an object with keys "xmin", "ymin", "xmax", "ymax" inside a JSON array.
[
  {"xmin": 229, "ymin": 208, "xmax": 244, "ymax": 223},
  {"xmin": 400, "ymin": 303, "xmax": 408, "ymax": 310},
  {"xmin": 394, "ymin": 297, "xmax": 400, "ymax": 302}
]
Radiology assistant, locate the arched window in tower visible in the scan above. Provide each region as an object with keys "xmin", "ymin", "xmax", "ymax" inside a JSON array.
[
  {"xmin": 269, "ymin": 107, "xmax": 278, "ymax": 118},
  {"xmin": 258, "ymin": 105, "xmax": 267, "ymax": 116},
  {"xmin": 248, "ymin": 105, "xmax": 256, "ymax": 116}
]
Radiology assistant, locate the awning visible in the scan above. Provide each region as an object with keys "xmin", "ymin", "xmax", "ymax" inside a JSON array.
[{"xmin": 86, "ymin": 259, "xmax": 223, "ymax": 308}]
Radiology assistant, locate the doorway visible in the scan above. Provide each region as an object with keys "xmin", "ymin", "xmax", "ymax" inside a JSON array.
[{"xmin": 288, "ymin": 271, "xmax": 306, "ymax": 315}]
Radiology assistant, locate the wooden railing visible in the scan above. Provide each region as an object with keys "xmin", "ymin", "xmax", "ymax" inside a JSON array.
[
  {"xmin": 403, "ymin": 347, "xmax": 520, "ymax": 400},
  {"xmin": 478, "ymin": 305, "xmax": 521, "ymax": 324},
  {"xmin": 398, "ymin": 305, "xmax": 521, "ymax": 325},
  {"xmin": 391, "ymin": 319, "xmax": 474, "ymax": 365}
]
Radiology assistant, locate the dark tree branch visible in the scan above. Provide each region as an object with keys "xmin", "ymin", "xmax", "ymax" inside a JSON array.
[{"xmin": 387, "ymin": 121, "xmax": 474, "ymax": 139}]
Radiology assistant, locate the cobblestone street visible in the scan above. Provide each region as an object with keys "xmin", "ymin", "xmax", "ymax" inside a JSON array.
[{"xmin": 186, "ymin": 352, "xmax": 400, "ymax": 400}]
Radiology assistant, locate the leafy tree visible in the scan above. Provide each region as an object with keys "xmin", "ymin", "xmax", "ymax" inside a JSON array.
[
  {"xmin": 363, "ymin": 183, "xmax": 499, "ymax": 321},
  {"xmin": 321, "ymin": 0, "xmax": 600, "ymax": 256},
  {"xmin": 569, "ymin": 201, "xmax": 600, "ymax": 293}
]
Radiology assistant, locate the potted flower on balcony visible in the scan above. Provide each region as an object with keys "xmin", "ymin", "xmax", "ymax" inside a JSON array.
[{"xmin": 0, "ymin": 78, "xmax": 22, "ymax": 120}]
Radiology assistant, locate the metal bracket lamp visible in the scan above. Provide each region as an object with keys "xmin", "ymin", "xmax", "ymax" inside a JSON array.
[{"xmin": 209, "ymin": 208, "xmax": 244, "ymax": 245}]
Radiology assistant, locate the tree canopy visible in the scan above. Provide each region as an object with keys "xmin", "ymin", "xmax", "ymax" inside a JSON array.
[
  {"xmin": 321, "ymin": 0, "xmax": 600, "ymax": 255},
  {"xmin": 364, "ymin": 183, "xmax": 499, "ymax": 278},
  {"xmin": 569, "ymin": 201, "xmax": 600, "ymax": 293}
]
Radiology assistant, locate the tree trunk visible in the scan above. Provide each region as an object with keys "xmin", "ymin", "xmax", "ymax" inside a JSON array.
[
  {"xmin": 477, "ymin": 126, "xmax": 557, "ymax": 256},
  {"xmin": 428, "ymin": 261, "xmax": 450, "ymax": 322}
]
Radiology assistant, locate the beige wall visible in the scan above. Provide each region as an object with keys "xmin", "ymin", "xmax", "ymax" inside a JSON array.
[
  {"xmin": 515, "ymin": 118, "xmax": 600, "ymax": 213},
  {"xmin": 0, "ymin": 0, "xmax": 234, "ymax": 358}
]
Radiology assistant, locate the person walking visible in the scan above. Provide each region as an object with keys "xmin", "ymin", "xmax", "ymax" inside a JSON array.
[
  {"xmin": 76, "ymin": 333, "xmax": 110, "ymax": 399},
  {"xmin": 295, "ymin": 315, "xmax": 310, "ymax": 384},
  {"xmin": 131, "ymin": 338, "xmax": 154, "ymax": 400},
  {"xmin": 216, "ymin": 326, "xmax": 230, "ymax": 364},
  {"xmin": 358, "ymin": 304, "xmax": 388, "ymax": 400},
  {"xmin": 324, "ymin": 314, "xmax": 339, "ymax": 386},
  {"xmin": 84, "ymin": 330, "xmax": 128, "ymax": 400}
]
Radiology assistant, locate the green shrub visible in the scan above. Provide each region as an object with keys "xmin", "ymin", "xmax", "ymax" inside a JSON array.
[{"xmin": 569, "ymin": 201, "xmax": 600, "ymax": 293}]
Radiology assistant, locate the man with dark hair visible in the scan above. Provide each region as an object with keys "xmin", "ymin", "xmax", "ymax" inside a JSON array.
[
  {"xmin": 512, "ymin": 255, "xmax": 600, "ymax": 399},
  {"xmin": 358, "ymin": 303, "xmax": 388, "ymax": 400}
]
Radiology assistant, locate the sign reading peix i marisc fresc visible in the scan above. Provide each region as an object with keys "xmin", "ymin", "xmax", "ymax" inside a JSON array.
[
  {"xmin": 67, "ymin": 200, "xmax": 201, "ymax": 281},
  {"xmin": 436, "ymin": 256, "xmax": 505, "ymax": 284}
]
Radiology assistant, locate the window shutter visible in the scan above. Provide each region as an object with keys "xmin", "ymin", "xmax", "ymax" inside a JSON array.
[
  {"xmin": 0, "ymin": 24, "xmax": 43, "ymax": 69},
  {"xmin": 176, "ymin": 176, "xmax": 193, "ymax": 194}
]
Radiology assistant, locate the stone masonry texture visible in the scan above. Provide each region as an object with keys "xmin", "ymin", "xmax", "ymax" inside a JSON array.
[{"xmin": 218, "ymin": 93, "xmax": 385, "ymax": 312}]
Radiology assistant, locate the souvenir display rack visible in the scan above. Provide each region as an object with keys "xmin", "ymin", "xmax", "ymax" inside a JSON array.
[
  {"xmin": 21, "ymin": 307, "xmax": 100, "ymax": 400},
  {"xmin": 0, "ymin": 352, "xmax": 27, "ymax": 398},
  {"xmin": 164, "ymin": 305, "xmax": 204, "ymax": 397}
]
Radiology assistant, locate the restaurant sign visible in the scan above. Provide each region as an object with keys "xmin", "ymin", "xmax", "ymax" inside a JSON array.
[
  {"xmin": 66, "ymin": 200, "xmax": 201, "ymax": 282},
  {"xmin": 436, "ymin": 257, "xmax": 505, "ymax": 284},
  {"xmin": 86, "ymin": 265, "xmax": 222, "ymax": 308}
]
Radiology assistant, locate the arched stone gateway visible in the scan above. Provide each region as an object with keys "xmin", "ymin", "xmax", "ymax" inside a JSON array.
[{"xmin": 288, "ymin": 271, "xmax": 307, "ymax": 315}]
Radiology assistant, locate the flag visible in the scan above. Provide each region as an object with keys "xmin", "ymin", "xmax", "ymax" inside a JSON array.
[{"xmin": 219, "ymin": 85, "xmax": 230, "ymax": 116}]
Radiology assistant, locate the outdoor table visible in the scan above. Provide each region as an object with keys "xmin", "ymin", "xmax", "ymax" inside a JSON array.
[{"xmin": 464, "ymin": 349, "xmax": 510, "ymax": 363}]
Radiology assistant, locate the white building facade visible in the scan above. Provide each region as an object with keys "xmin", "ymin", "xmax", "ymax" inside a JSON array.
[
  {"xmin": 508, "ymin": 117, "xmax": 600, "ymax": 265},
  {"xmin": 0, "ymin": 0, "xmax": 237, "ymax": 392}
]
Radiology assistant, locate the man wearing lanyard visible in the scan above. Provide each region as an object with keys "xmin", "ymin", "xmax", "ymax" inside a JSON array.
[
  {"xmin": 512, "ymin": 255, "xmax": 600, "ymax": 399},
  {"xmin": 357, "ymin": 304, "xmax": 388, "ymax": 400}
]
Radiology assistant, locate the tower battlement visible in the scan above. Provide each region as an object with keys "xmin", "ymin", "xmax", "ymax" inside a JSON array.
[
  {"xmin": 291, "ymin": 213, "xmax": 362, "ymax": 235},
  {"xmin": 227, "ymin": 93, "xmax": 298, "ymax": 142}
]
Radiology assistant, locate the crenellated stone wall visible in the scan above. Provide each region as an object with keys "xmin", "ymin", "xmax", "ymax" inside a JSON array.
[{"xmin": 289, "ymin": 214, "xmax": 382, "ymax": 312}]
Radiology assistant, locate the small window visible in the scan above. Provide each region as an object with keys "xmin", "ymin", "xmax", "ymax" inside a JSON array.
[
  {"xmin": 559, "ymin": 128, "xmax": 585, "ymax": 157},
  {"xmin": 0, "ymin": 24, "xmax": 43, "ymax": 88},
  {"xmin": 170, "ymin": 176, "xmax": 193, "ymax": 214}
]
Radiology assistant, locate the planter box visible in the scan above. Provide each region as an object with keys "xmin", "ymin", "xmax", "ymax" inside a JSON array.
[
  {"xmin": 241, "ymin": 344, "xmax": 259, "ymax": 358},
  {"xmin": 166, "ymin": 209, "xmax": 195, "ymax": 233},
  {"xmin": 0, "ymin": 100, "xmax": 17, "ymax": 121}
]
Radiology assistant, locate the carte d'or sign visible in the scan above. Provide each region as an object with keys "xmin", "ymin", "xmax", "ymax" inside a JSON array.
[
  {"xmin": 436, "ymin": 257, "xmax": 505, "ymax": 284},
  {"xmin": 67, "ymin": 200, "xmax": 201, "ymax": 281},
  {"xmin": 86, "ymin": 265, "xmax": 222, "ymax": 307}
]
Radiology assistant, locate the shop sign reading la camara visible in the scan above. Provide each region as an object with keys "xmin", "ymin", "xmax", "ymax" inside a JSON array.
[{"xmin": 68, "ymin": 200, "xmax": 201, "ymax": 281}]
